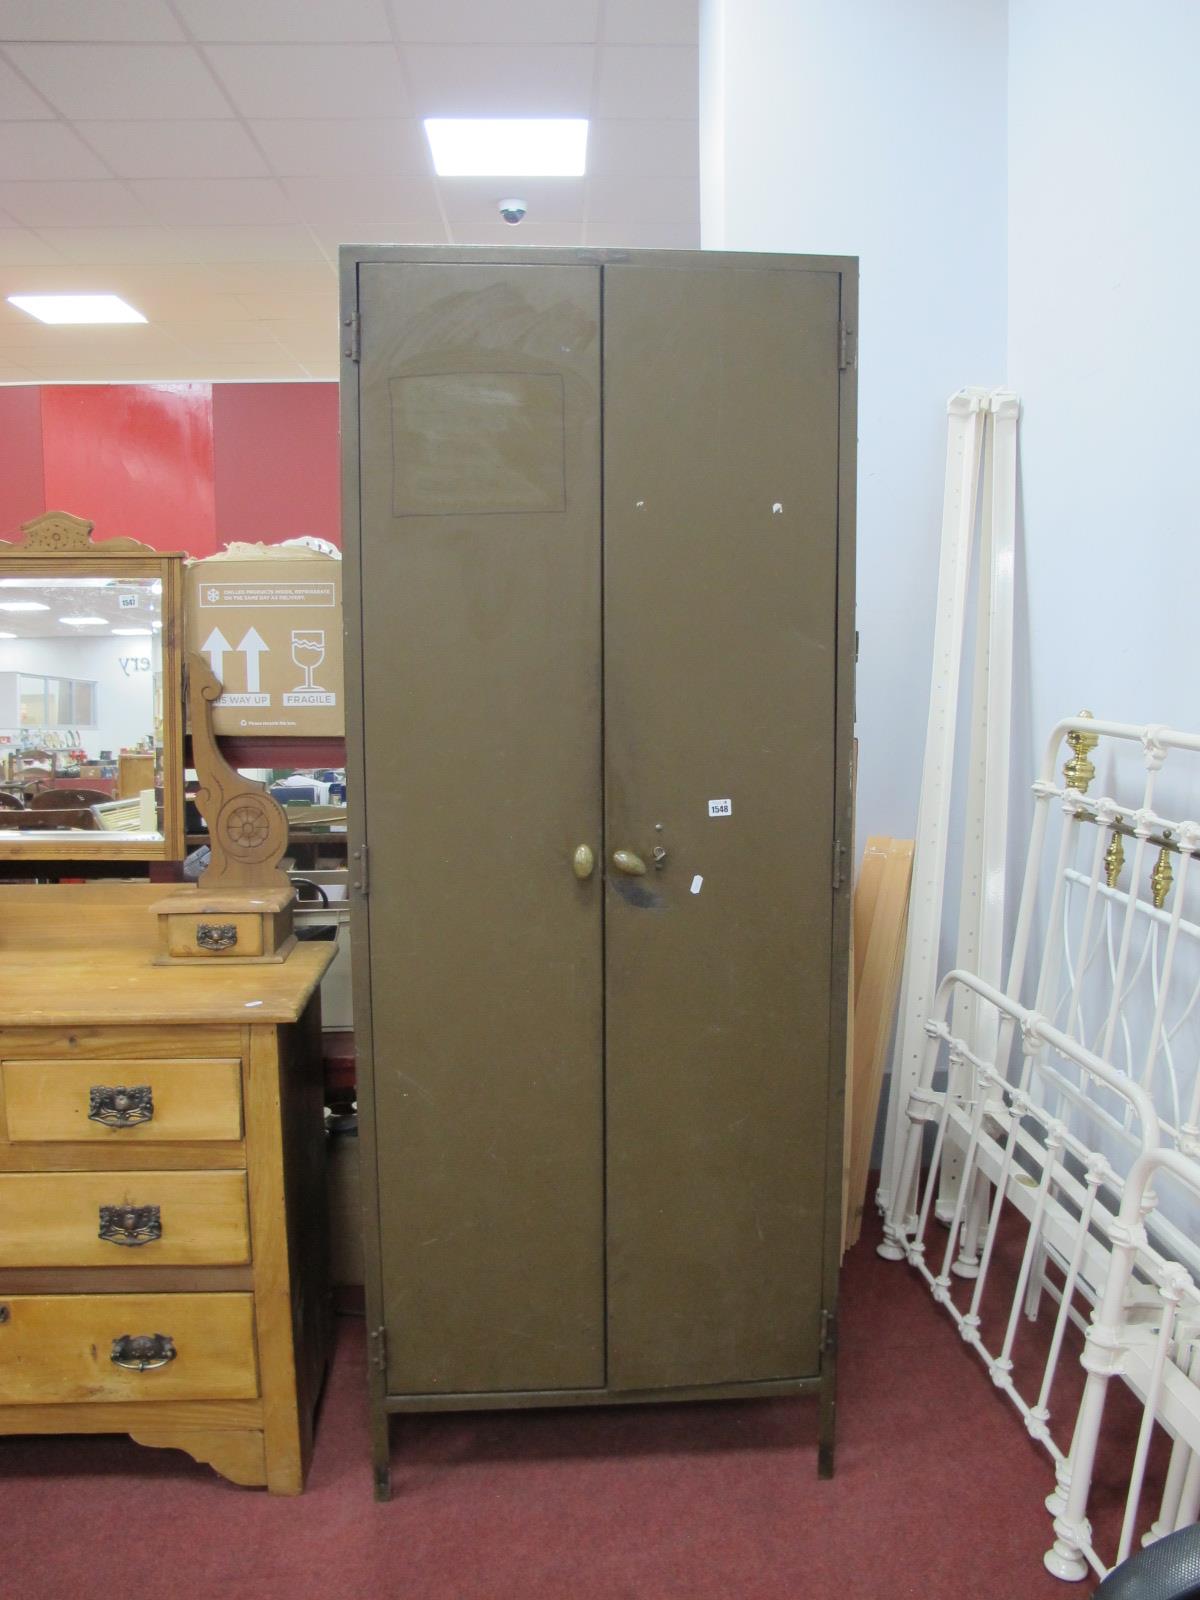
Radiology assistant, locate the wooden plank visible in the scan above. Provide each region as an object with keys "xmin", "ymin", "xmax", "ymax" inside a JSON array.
[
  {"xmin": 845, "ymin": 838, "xmax": 914, "ymax": 1248},
  {"xmin": 2, "ymin": 1058, "xmax": 243, "ymax": 1144},
  {"xmin": 0, "ymin": 1144, "xmax": 245, "ymax": 1173},
  {"xmin": 245, "ymin": 1023, "xmax": 305, "ymax": 1494},
  {"xmin": 0, "ymin": 1292, "xmax": 259, "ymax": 1405},
  {"xmin": 0, "ymin": 1398, "xmax": 262, "ymax": 1434},
  {"xmin": 0, "ymin": 1170, "xmax": 249, "ymax": 1267},
  {"xmin": 0, "ymin": 943, "xmax": 333, "ymax": 1026}
]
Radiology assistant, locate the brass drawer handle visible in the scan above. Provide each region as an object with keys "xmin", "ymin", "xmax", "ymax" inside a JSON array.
[
  {"xmin": 89, "ymin": 1085, "xmax": 154, "ymax": 1129},
  {"xmin": 111, "ymin": 1333, "xmax": 176, "ymax": 1372},
  {"xmin": 99, "ymin": 1204, "xmax": 162, "ymax": 1248},
  {"xmin": 197, "ymin": 922, "xmax": 238, "ymax": 951}
]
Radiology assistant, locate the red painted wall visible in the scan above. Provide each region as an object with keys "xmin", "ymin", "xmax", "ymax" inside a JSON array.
[
  {"xmin": 0, "ymin": 382, "xmax": 340, "ymax": 555},
  {"xmin": 212, "ymin": 383, "xmax": 340, "ymax": 546},
  {"xmin": 41, "ymin": 383, "xmax": 217, "ymax": 555},
  {"xmin": 0, "ymin": 385, "xmax": 46, "ymax": 537}
]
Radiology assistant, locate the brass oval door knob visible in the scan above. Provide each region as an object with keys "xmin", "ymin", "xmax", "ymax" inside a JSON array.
[
  {"xmin": 613, "ymin": 849, "xmax": 647, "ymax": 876},
  {"xmin": 572, "ymin": 844, "xmax": 596, "ymax": 880}
]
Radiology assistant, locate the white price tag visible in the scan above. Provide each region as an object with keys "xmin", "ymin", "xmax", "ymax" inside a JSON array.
[{"xmin": 707, "ymin": 798, "xmax": 732, "ymax": 818}]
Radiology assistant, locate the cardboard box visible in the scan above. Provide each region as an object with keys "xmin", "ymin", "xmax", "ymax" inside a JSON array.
[{"xmin": 185, "ymin": 545, "xmax": 344, "ymax": 737}]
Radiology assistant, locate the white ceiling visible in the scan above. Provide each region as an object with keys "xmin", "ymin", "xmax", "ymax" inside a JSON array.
[{"xmin": 0, "ymin": 0, "xmax": 699, "ymax": 383}]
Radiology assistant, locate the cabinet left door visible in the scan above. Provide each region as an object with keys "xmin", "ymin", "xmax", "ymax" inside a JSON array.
[{"xmin": 355, "ymin": 260, "xmax": 606, "ymax": 1396}]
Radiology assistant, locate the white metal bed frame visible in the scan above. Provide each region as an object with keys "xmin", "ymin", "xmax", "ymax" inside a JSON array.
[{"xmin": 881, "ymin": 716, "xmax": 1200, "ymax": 1582}]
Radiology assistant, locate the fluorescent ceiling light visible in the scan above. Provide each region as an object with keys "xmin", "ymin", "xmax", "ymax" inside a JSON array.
[
  {"xmin": 112, "ymin": 627, "xmax": 152, "ymax": 636},
  {"xmin": 0, "ymin": 601, "xmax": 49, "ymax": 612},
  {"xmin": 424, "ymin": 118, "xmax": 588, "ymax": 177},
  {"xmin": 0, "ymin": 631, "xmax": 16, "ymax": 639},
  {"xmin": 60, "ymin": 615, "xmax": 106, "ymax": 625},
  {"xmin": 7, "ymin": 293, "xmax": 146, "ymax": 325},
  {"xmin": 151, "ymin": 621, "xmax": 163, "ymax": 630}
]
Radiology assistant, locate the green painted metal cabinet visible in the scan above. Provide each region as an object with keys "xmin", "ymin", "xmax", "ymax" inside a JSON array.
[{"xmin": 340, "ymin": 246, "xmax": 857, "ymax": 1498}]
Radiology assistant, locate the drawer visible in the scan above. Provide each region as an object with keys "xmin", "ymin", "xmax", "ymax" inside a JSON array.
[
  {"xmin": 164, "ymin": 913, "xmax": 263, "ymax": 960},
  {"xmin": 0, "ymin": 1292, "xmax": 259, "ymax": 1404},
  {"xmin": 1, "ymin": 1058, "xmax": 243, "ymax": 1144},
  {"xmin": 0, "ymin": 1171, "xmax": 250, "ymax": 1267}
]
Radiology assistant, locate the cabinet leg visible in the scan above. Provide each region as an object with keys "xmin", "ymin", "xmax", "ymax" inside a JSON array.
[
  {"xmin": 372, "ymin": 1407, "xmax": 392, "ymax": 1502},
  {"xmin": 818, "ymin": 1361, "xmax": 837, "ymax": 1479}
]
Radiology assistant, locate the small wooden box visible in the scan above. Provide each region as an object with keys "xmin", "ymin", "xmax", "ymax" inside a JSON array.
[{"xmin": 150, "ymin": 887, "xmax": 296, "ymax": 965}]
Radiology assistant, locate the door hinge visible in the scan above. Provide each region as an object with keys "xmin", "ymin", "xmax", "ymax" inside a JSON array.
[
  {"xmin": 832, "ymin": 838, "xmax": 847, "ymax": 892},
  {"xmin": 342, "ymin": 310, "xmax": 361, "ymax": 362},
  {"xmin": 353, "ymin": 842, "xmax": 370, "ymax": 898},
  {"xmin": 838, "ymin": 321, "xmax": 857, "ymax": 372},
  {"xmin": 820, "ymin": 1308, "xmax": 837, "ymax": 1357},
  {"xmin": 369, "ymin": 1324, "xmax": 387, "ymax": 1374}
]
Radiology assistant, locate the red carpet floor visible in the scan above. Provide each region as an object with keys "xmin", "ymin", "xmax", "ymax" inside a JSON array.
[{"xmin": 1, "ymin": 1208, "xmax": 1127, "ymax": 1600}]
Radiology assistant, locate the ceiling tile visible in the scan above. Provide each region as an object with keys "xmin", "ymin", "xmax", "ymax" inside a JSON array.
[
  {"xmin": 390, "ymin": 0, "xmax": 600, "ymax": 44},
  {"xmin": 231, "ymin": 289, "xmax": 337, "ymax": 321},
  {"xmin": 587, "ymin": 174, "xmax": 697, "ymax": 222},
  {"xmin": 0, "ymin": 180, "xmax": 153, "ymax": 226},
  {"xmin": 130, "ymin": 177, "xmax": 295, "ymax": 226},
  {"xmin": 252, "ymin": 118, "xmax": 431, "ymax": 178},
  {"xmin": 403, "ymin": 44, "xmax": 593, "ymax": 116},
  {"xmin": 587, "ymin": 118, "xmax": 697, "ymax": 176},
  {"xmin": 596, "ymin": 46, "xmax": 698, "ymax": 120},
  {"xmin": 0, "ymin": 120, "xmax": 110, "ymax": 181},
  {"xmin": 0, "ymin": 226, "xmax": 66, "ymax": 264},
  {"xmin": 603, "ymin": 0, "xmax": 697, "ymax": 44},
  {"xmin": 583, "ymin": 217, "xmax": 699, "ymax": 249},
  {"xmin": 176, "ymin": 0, "xmax": 391, "ymax": 42},
  {"xmin": 32, "ymin": 226, "xmax": 210, "ymax": 264},
  {"xmin": 158, "ymin": 319, "xmax": 290, "ymax": 351},
  {"xmin": 438, "ymin": 176, "xmax": 585, "ymax": 224},
  {"xmin": 202, "ymin": 259, "xmax": 335, "ymax": 291},
  {"xmin": 308, "ymin": 220, "xmax": 449, "ymax": 257},
  {"xmin": 446, "ymin": 219, "xmax": 583, "ymax": 247},
  {"xmin": 205, "ymin": 44, "xmax": 410, "ymax": 119},
  {"xmin": 5, "ymin": 44, "xmax": 233, "ymax": 119},
  {"xmin": 0, "ymin": 321, "xmax": 187, "ymax": 356},
  {"xmin": 0, "ymin": 56, "xmax": 54, "ymax": 117},
  {"xmin": 196, "ymin": 359, "xmax": 310, "ymax": 378},
  {"xmin": 281, "ymin": 174, "xmax": 441, "ymax": 226},
  {"xmin": 78, "ymin": 120, "xmax": 269, "ymax": 179},
  {"xmin": 0, "ymin": 0, "xmax": 185, "ymax": 41},
  {"xmin": 166, "ymin": 224, "xmax": 328, "ymax": 262},
  {"xmin": 262, "ymin": 316, "xmax": 338, "ymax": 354}
]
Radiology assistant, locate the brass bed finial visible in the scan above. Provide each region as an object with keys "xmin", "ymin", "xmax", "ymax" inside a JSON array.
[{"xmin": 1064, "ymin": 712, "xmax": 1098, "ymax": 794}]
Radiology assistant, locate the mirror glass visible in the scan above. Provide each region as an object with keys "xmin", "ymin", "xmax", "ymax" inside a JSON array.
[{"xmin": 0, "ymin": 575, "xmax": 166, "ymax": 841}]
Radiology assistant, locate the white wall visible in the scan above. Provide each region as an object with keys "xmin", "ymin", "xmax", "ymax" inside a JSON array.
[
  {"xmin": 0, "ymin": 635, "xmax": 156, "ymax": 759},
  {"xmin": 700, "ymin": 0, "xmax": 1009, "ymax": 861},
  {"xmin": 1008, "ymin": 0, "xmax": 1200, "ymax": 760}
]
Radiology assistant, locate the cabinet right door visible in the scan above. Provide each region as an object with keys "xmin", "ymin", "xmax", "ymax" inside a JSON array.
[{"xmin": 602, "ymin": 261, "xmax": 845, "ymax": 1391}]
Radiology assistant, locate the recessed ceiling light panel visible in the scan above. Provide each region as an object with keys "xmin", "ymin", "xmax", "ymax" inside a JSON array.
[
  {"xmin": 424, "ymin": 118, "xmax": 588, "ymax": 177},
  {"xmin": 6, "ymin": 293, "xmax": 147, "ymax": 325},
  {"xmin": 0, "ymin": 601, "xmax": 49, "ymax": 612},
  {"xmin": 60, "ymin": 616, "xmax": 107, "ymax": 625}
]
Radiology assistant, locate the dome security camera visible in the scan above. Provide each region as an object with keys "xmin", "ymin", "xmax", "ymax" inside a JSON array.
[{"xmin": 498, "ymin": 198, "xmax": 528, "ymax": 225}]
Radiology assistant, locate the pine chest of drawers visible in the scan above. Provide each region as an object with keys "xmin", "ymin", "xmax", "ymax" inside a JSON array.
[{"xmin": 0, "ymin": 884, "xmax": 335, "ymax": 1494}]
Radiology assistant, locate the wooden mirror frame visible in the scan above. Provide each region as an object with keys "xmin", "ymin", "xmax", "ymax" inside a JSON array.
[{"xmin": 0, "ymin": 511, "xmax": 185, "ymax": 861}]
